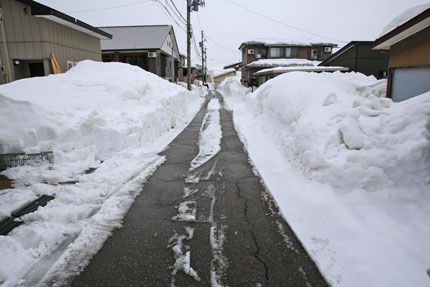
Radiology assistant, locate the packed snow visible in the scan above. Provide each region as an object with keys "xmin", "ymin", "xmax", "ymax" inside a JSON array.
[
  {"xmin": 380, "ymin": 3, "xmax": 430, "ymax": 36},
  {"xmin": 246, "ymin": 58, "xmax": 321, "ymax": 68},
  {"xmin": 0, "ymin": 60, "xmax": 206, "ymax": 286},
  {"xmin": 219, "ymin": 73, "xmax": 430, "ymax": 287}
]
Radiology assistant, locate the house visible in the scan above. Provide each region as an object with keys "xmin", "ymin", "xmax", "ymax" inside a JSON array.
[
  {"xmin": 213, "ymin": 68, "xmax": 236, "ymax": 88},
  {"xmin": 372, "ymin": 5, "xmax": 430, "ymax": 102},
  {"xmin": 0, "ymin": 0, "xmax": 111, "ymax": 84},
  {"xmin": 319, "ymin": 41, "xmax": 389, "ymax": 79},
  {"xmin": 99, "ymin": 25, "xmax": 180, "ymax": 82},
  {"xmin": 239, "ymin": 39, "xmax": 337, "ymax": 86}
]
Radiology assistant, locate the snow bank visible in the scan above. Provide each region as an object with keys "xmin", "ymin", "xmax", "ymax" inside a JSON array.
[
  {"xmin": 219, "ymin": 74, "xmax": 430, "ymax": 286},
  {"xmin": 380, "ymin": 3, "xmax": 430, "ymax": 36},
  {"xmin": 224, "ymin": 72, "xmax": 430, "ymax": 192},
  {"xmin": 0, "ymin": 60, "xmax": 205, "ymax": 286}
]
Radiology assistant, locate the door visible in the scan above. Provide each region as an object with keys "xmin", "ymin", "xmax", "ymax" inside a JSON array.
[
  {"xmin": 391, "ymin": 67, "xmax": 430, "ymax": 102},
  {"xmin": 29, "ymin": 62, "xmax": 45, "ymax": 77}
]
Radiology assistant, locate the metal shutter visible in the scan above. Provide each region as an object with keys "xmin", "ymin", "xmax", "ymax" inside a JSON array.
[{"xmin": 391, "ymin": 67, "xmax": 430, "ymax": 102}]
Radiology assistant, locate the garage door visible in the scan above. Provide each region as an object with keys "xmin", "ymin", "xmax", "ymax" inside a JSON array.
[{"xmin": 391, "ymin": 67, "xmax": 430, "ymax": 102}]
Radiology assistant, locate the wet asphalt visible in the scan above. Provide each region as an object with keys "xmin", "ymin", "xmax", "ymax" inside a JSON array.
[{"xmin": 70, "ymin": 91, "xmax": 328, "ymax": 287}]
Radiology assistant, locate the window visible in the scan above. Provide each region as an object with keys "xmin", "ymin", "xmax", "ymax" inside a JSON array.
[
  {"xmin": 311, "ymin": 49, "xmax": 323, "ymax": 59},
  {"xmin": 270, "ymin": 48, "xmax": 282, "ymax": 57},
  {"xmin": 285, "ymin": 47, "xmax": 298, "ymax": 57},
  {"xmin": 256, "ymin": 48, "xmax": 267, "ymax": 57}
]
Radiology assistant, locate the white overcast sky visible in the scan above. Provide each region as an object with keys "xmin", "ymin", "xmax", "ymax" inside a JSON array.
[{"xmin": 38, "ymin": 0, "xmax": 429, "ymax": 69}]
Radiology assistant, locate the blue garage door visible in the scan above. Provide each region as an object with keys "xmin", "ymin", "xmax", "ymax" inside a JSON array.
[{"xmin": 391, "ymin": 67, "xmax": 430, "ymax": 102}]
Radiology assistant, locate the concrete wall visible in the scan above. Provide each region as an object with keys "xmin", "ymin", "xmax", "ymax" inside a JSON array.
[
  {"xmin": 389, "ymin": 26, "xmax": 430, "ymax": 68},
  {"xmin": 0, "ymin": 0, "xmax": 101, "ymax": 84}
]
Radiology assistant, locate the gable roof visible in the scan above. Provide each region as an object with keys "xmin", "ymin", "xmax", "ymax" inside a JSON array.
[
  {"xmin": 372, "ymin": 7, "xmax": 430, "ymax": 50},
  {"xmin": 319, "ymin": 41, "xmax": 372, "ymax": 66},
  {"xmin": 16, "ymin": 0, "xmax": 112, "ymax": 39},
  {"xmin": 99, "ymin": 25, "xmax": 173, "ymax": 51}
]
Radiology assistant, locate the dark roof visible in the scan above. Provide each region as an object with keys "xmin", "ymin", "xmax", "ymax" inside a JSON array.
[
  {"xmin": 99, "ymin": 25, "xmax": 173, "ymax": 51},
  {"xmin": 319, "ymin": 41, "xmax": 372, "ymax": 66},
  {"xmin": 223, "ymin": 61, "xmax": 242, "ymax": 69},
  {"xmin": 16, "ymin": 0, "xmax": 112, "ymax": 39},
  {"xmin": 372, "ymin": 7, "xmax": 430, "ymax": 50}
]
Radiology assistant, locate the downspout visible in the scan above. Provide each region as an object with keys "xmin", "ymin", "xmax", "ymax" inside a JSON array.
[
  {"xmin": 171, "ymin": 45, "xmax": 175, "ymax": 82},
  {"xmin": 0, "ymin": 7, "xmax": 12, "ymax": 82}
]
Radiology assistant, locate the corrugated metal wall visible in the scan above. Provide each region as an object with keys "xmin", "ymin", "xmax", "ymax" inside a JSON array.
[{"xmin": 391, "ymin": 66, "xmax": 430, "ymax": 102}]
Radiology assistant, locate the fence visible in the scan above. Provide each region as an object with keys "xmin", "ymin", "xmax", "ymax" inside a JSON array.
[{"xmin": 0, "ymin": 152, "xmax": 53, "ymax": 171}]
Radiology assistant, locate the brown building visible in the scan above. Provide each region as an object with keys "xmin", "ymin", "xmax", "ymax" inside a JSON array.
[
  {"xmin": 372, "ymin": 7, "xmax": 430, "ymax": 102},
  {"xmin": 239, "ymin": 40, "xmax": 337, "ymax": 85},
  {"xmin": 99, "ymin": 25, "xmax": 180, "ymax": 82},
  {"xmin": 0, "ymin": 0, "xmax": 111, "ymax": 84}
]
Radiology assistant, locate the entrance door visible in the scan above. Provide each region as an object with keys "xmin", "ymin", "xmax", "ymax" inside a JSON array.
[
  {"xmin": 391, "ymin": 67, "xmax": 430, "ymax": 102},
  {"xmin": 29, "ymin": 62, "xmax": 45, "ymax": 77}
]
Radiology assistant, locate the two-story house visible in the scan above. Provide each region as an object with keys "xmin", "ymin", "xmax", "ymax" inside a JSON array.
[{"xmin": 239, "ymin": 40, "xmax": 337, "ymax": 86}]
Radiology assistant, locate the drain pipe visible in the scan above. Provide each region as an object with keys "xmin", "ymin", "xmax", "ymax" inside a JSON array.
[{"xmin": 0, "ymin": 7, "xmax": 13, "ymax": 83}]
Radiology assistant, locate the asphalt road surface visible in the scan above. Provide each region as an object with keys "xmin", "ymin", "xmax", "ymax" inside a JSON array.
[{"xmin": 71, "ymin": 91, "xmax": 328, "ymax": 287}]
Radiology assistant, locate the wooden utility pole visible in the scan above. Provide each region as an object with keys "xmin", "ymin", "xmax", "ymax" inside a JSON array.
[
  {"xmin": 187, "ymin": 0, "xmax": 192, "ymax": 91},
  {"xmin": 201, "ymin": 30, "xmax": 205, "ymax": 85}
]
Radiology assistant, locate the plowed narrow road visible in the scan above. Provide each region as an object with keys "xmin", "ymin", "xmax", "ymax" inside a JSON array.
[{"xmin": 71, "ymin": 91, "xmax": 328, "ymax": 287}]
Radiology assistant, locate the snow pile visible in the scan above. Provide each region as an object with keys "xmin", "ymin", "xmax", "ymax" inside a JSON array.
[
  {"xmin": 0, "ymin": 60, "xmax": 205, "ymax": 286},
  {"xmin": 380, "ymin": 3, "xmax": 430, "ymax": 36},
  {"xmin": 220, "ymin": 74, "xmax": 430, "ymax": 286},
  {"xmin": 246, "ymin": 58, "xmax": 320, "ymax": 68},
  {"xmin": 224, "ymin": 72, "xmax": 430, "ymax": 192}
]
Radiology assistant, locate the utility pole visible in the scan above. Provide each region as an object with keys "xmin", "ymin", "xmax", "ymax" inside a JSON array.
[
  {"xmin": 186, "ymin": 0, "xmax": 205, "ymax": 91},
  {"xmin": 200, "ymin": 30, "xmax": 205, "ymax": 85}
]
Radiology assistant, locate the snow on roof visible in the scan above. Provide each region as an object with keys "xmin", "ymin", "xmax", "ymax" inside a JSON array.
[
  {"xmin": 255, "ymin": 65, "xmax": 349, "ymax": 75},
  {"xmin": 239, "ymin": 38, "xmax": 338, "ymax": 48},
  {"xmin": 214, "ymin": 69, "xmax": 236, "ymax": 78},
  {"xmin": 246, "ymin": 58, "xmax": 321, "ymax": 68},
  {"xmin": 380, "ymin": 3, "xmax": 430, "ymax": 36},
  {"xmin": 99, "ymin": 25, "xmax": 172, "ymax": 50}
]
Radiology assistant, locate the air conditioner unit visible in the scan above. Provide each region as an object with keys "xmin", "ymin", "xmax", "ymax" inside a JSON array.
[
  {"xmin": 256, "ymin": 54, "xmax": 261, "ymax": 59},
  {"xmin": 324, "ymin": 47, "xmax": 332, "ymax": 53},
  {"xmin": 148, "ymin": 52, "xmax": 157, "ymax": 58},
  {"xmin": 248, "ymin": 49, "xmax": 255, "ymax": 55}
]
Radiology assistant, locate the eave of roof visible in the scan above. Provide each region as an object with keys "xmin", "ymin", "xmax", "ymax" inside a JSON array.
[
  {"xmin": 16, "ymin": 0, "xmax": 112, "ymax": 39},
  {"xmin": 255, "ymin": 66, "xmax": 349, "ymax": 76},
  {"xmin": 372, "ymin": 8, "xmax": 430, "ymax": 50},
  {"xmin": 238, "ymin": 40, "xmax": 338, "ymax": 50},
  {"xmin": 319, "ymin": 41, "xmax": 372, "ymax": 66}
]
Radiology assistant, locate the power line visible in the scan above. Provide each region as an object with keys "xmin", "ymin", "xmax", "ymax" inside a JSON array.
[
  {"xmin": 205, "ymin": 35, "xmax": 241, "ymax": 54},
  {"xmin": 165, "ymin": 0, "xmax": 187, "ymax": 25},
  {"xmin": 226, "ymin": 0, "xmax": 348, "ymax": 43},
  {"xmin": 156, "ymin": 1, "xmax": 187, "ymax": 31},
  {"xmin": 168, "ymin": 0, "xmax": 187, "ymax": 23},
  {"xmin": 65, "ymin": 0, "xmax": 154, "ymax": 13}
]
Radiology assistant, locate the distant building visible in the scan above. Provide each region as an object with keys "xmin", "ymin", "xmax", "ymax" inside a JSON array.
[
  {"xmin": 0, "ymin": 0, "xmax": 111, "ymax": 84},
  {"xmin": 319, "ymin": 41, "xmax": 389, "ymax": 79},
  {"xmin": 213, "ymin": 69, "xmax": 236, "ymax": 88},
  {"xmin": 239, "ymin": 39, "xmax": 337, "ymax": 86},
  {"xmin": 99, "ymin": 25, "xmax": 180, "ymax": 82},
  {"xmin": 372, "ymin": 6, "xmax": 430, "ymax": 101}
]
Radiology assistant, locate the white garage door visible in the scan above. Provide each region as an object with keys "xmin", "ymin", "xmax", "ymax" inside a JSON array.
[{"xmin": 391, "ymin": 67, "xmax": 430, "ymax": 102}]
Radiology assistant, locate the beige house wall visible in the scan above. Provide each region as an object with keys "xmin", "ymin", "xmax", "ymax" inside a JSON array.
[{"xmin": 0, "ymin": 0, "xmax": 101, "ymax": 84}]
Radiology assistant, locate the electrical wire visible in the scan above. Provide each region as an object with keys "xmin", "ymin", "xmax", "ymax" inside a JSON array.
[
  {"xmin": 156, "ymin": 1, "xmax": 187, "ymax": 31},
  {"xmin": 65, "ymin": 0, "xmax": 154, "ymax": 13},
  {"xmin": 205, "ymin": 35, "xmax": 241, "ymax": 54},
  {"xmin": 226, "ymin": 0, "xmax": 348, "ymax": 43},
  {"xmin": 169, "ymin": 0, "xmax": 187, "ymax": 23}
]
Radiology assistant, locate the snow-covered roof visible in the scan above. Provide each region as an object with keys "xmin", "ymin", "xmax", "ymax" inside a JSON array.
[
  {"xmin": 214, "ymin": 69, "xmax": 236, "ymax": 78},
  {"xmin": 246, "ymin": 58, "xmax": 320, "ymax": 68},
  {"xmin": 239, "ymin": 38, "xmax": 338, "ymax": 49},
  {"xmin": 255, "ymin": 66, "xmax": 349, "ymax": 76},
  {"xmin": 380, "ymin": 4, "xmax": 430, "ymax": 36},
  {"xmin": 99, "ymin": 25, "xmax": 172, "ymax": 50},
  {"xmin": 373, "ymin": 5, "xmax": 430, "ymax": 50}
]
